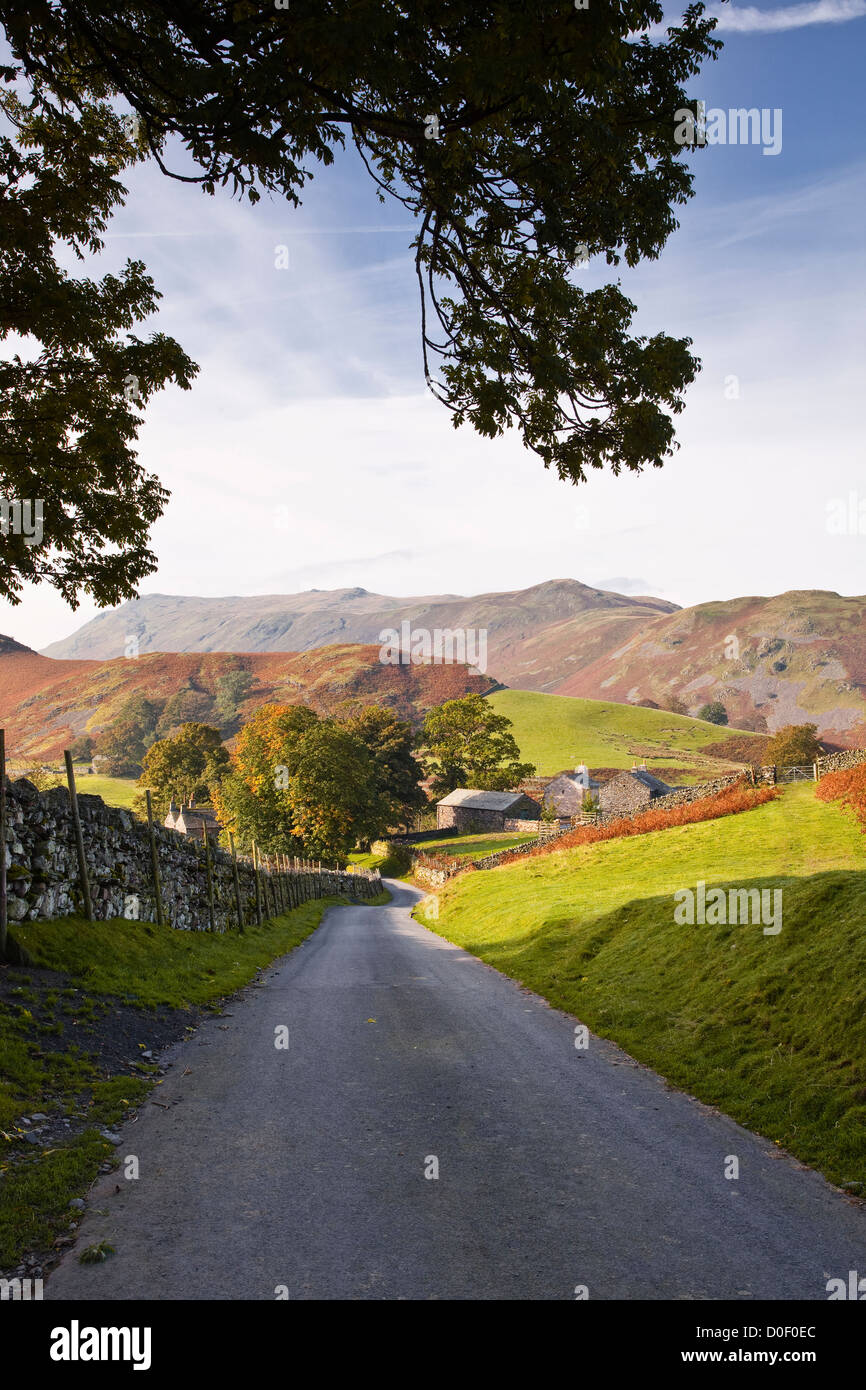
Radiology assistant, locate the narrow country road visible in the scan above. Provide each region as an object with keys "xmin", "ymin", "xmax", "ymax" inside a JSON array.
[{"xmin": 47, "ymin": 882, "xmax": 866, "ymax": 1301}]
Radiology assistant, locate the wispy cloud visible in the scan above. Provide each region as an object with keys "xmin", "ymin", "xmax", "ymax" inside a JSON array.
[{"xmin": 707, "ymin": 0, "xmax": 866, "ymax": 33}]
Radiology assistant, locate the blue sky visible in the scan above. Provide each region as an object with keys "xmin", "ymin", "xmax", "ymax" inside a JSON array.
[{"xmin": 2, "ymin": 1, "xmax": 865, "ymax": 649}]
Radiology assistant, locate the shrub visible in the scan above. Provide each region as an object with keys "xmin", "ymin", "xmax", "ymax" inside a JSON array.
[
  {"xmin": 765, "ymin": 723, "xmax": 822, "ymax": 767},
  {"xmin": 662, "ymin": 695, "xmax": 688, "ymax": 715},
  {"xmin": 413, "ymin": 849, "xmax": 459, "ymax": 872},
  {"xmin": 816, "ymin": 765, "xmax": 866, "ymax": 829},
  {"xmin": 377, "ymin": 842, "xmax": 413, "ymax": 876}
]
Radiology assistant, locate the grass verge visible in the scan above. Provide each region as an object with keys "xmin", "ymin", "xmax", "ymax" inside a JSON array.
[
  {"xmin": 0, "ymin": 897, "xmax": 343, "ymax": 1270},
  {"xmin": 424, "ymin": 784, "xmax": 866, "ymax": 1190}
]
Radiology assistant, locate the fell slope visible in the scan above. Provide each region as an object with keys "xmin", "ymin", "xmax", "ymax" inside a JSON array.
[
  {"xmin": 488, "ymin": 688, "xmax": 763, "ymax": 779},
  {"xmin": 40, "ymin": 579, "xmax": 678, "ymax": 693},
  {"xmin": 0, "ymin": 642, "xmax": 495, "ymax": 761},
  {"xmin": 559, "ymin": 589, "xmax": 866, "ymax": 743}
]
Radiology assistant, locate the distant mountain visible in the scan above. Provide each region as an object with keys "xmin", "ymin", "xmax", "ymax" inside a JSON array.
[
  {"xmin": 0, "ymin": 643, "xmax": 496, "ymax": 762},
  {"xmin": 31, "ymin": 579, "xmax": 866, "ymax": 747},
  {"xmin": 557, "ymin": 590, "xmax": 866, "ymax": 746},
  {"xmin": 40, "ymin": 579, "xmax": 678, "ymax": 692}
]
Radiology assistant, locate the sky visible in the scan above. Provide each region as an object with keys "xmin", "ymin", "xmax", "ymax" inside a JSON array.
[{"xmin": 2, "ymin": 1, "xmax": 865, "ymax": 650}]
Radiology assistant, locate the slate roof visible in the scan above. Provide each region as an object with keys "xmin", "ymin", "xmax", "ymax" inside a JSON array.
[
  {"xmin": 625, "ymin": 770, "xmax": 671, "ymax": 794},
  {"xmin": 436, "ymin": 788, "xmax": 528, "ymax": 811}
]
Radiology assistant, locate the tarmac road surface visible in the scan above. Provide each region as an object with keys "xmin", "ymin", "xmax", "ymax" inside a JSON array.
[{"xmin": 46, "ymin": 881, "xmax": 866, "ymax": 1300}]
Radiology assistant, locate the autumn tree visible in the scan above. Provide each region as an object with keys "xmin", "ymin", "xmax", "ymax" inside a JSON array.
[
  {"xmin": 418, "ymin": 694, "xmax": 535, "ymax": 797},
  {"xmin": 214, "ymin": 703, "xmax": 389, "ymax": 859},
  {"xmin": 764, "ymin": 724, "xmax": 823, "ymax": 768},
  {"xmin": 287, "ymin": 721, "xmax": 385, "ymax": 859},
  {"xmin": 0, "ymin": 3, "xmax": 722, "ymax": 600}
]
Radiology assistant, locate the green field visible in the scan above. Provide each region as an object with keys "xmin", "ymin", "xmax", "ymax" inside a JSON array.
[
  {"xmin": 8, "ymin": 767, "xmax": 140, "ymax": 811},
  {"xmin": 488, "ymin": 688, "xmax": 762, "ymax": 779},
  {"xmin": 414, "ymin": 831, "xmax": 538, "ymax": 860},
  {"xmin": 425, "ymin": 784, "xmax": 866, "ymax": 1189},
  {"xmin": 73, "ymin": 772, "xmax": 139, "ymax": 809}
]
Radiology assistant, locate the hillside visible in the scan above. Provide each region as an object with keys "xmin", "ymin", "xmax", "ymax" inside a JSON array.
[
  {"xmin": 488, "ymin": 689, "xmax": 763, "ymax": 780},
  {"xmin": 0, "ymin": 642, "xmax": 495, "ymax": 762},
  {"xmin": 558, "ymin": 589, "xmax": 866, "ymax": 745},
  {"xmin": 40, "ymin": 579, "xmax": 678, "ymax": 692},
  {"xmin": 427, "ymin": 783, "xmax": 866, "ymax": 1189},
  {"xmin": 40, "ymin": 579, "xmax": 866, "ymax": 744}
]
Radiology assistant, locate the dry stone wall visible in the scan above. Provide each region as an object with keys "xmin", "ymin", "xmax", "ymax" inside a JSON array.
[
  {"xmin": 816, "ymin": 749, "xmax": 866, "ymax": 776},
  {"xmin": 640, "ymin": 774, "xmax": 743, "ymax": 816},
  {"xmin": 2, "ymin": 777, "xmax": 380, "ymax": 930}
]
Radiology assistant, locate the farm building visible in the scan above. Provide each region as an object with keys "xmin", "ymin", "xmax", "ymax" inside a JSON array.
[
  {"xmin": 597, "ymin": 766, "xmax": 672, "ymax": 818},
  {"xmin": 542, "ymin": 763, "xmax": 601, "ymax": 818},
  {"xmin": 165, "ymin": 800, "xmax": 221, "ymax": 842},
  {"xmin": 436, "ymin": 788, "xmax": 540, "ymax": 832}
]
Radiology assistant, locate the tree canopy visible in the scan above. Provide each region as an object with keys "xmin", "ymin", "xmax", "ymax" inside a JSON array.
[
  {"xmin": 137, "ymin": 721, "xmax": 229, "ymax": 817},
  {"xmin": 212, "ymin": 703, "xmax": 421, "ymax": 858},
  {"xmin": 0, "ymin": 2, "xmax": 721, "ymax": 602},
  {"xmin": 419, "ymin": 693, "xmax": 535, "ymax": 796},
  {"xmin": 338, "ymin": 704, "xmax": 427, "ymax": 829},
  {"xmin": 764, "ymin": 723, "xmax": 823, "ymax": 768},
  {"xmin": 0, "ymin": 83, "xmax": 197, "ymax": 606}
]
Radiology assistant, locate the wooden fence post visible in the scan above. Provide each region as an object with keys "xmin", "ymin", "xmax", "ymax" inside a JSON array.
[
  {"xmin": 145, "ymin": 789, "xmax": 165, "ymax": 927},
  {"xmin": 229, "ymin": 832, "xmax": 244, "ymax": 933},
  {"xmin": 0, "ymin": 729, "xmax": 7, "ymax": 959},
  {"xmin": 263, "ymin": 856, "xmax": 274, "ymax": 919},
  {"xmin": 64, "ymin": 750, "xmax": 94, "ymax": 922},
  {"xmin": 203, "ymin": 831, "xmax": 216, "ymax": 933},
  {"xmin": 252, "ymin": 841, "xmax": 263, "ymax": 925}
]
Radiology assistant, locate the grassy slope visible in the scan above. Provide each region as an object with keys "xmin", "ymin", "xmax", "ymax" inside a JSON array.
[
  {"xmin": 12, "ymin": 903, "xmax": 333, "ymax": 1007},
  {"xmin": 73, "ymin": 773, "xmax": 138, "ymax": 810},
  {"xmin": 412, "ymin": 831, "xmax": 538, "ymax": 859},
  {"xmin": 7, "ymin": 768, "xmax": 139, "ymax": 811},
  {"xmin": 488, "ymin": 688, "xmax": 761, "ymax": 779},
  {"xmin": 0, "ymin": 899, "xmax": 340, "ymax": 1266},
  {"xmin": 427, "ymin": 784, "xmax": 866, "ymax": 1188}
]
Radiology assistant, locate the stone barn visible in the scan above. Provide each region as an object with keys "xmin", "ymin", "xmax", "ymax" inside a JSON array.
[
  {"xmin": 165, "ymin": 801, "xmax": 221, "ymax": 842},
  {"xmin": 542, "ymin": 763, "xmax": 601, "ymax": 818},
  {"xmin": 598, "ymin": 767, "xmax": 672, "ymax": 819},
  {"xmin": 436, "ymin": 788, "xmax": 540, "ymax": 832}
]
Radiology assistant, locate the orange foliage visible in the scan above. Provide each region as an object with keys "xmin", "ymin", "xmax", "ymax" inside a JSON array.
[
  {"xmin": 815, "ymin": 764, "xmax": 866, "ymax": 829},
  {"xmin": 495, "ymin": 779, "xmax": 779, "ymax": 867}
]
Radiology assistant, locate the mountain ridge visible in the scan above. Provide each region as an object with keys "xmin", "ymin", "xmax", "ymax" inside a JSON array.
[{"xmin": 13, "ymin": 578, "xmax": 866, "ymax": 747}]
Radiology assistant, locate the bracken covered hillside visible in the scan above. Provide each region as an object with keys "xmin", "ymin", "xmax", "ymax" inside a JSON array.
[
  {"xmin": 557, "ymin": 589, "xmax": 866, "ymax": 745},
  {"xmin": 0, "ymin": 641, "xmax": 496, "ymax": 761}
]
